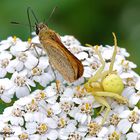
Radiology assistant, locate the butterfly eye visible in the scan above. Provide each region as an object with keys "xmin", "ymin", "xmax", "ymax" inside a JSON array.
[{"xmin": 35, "ymin": 25, "xmax": 39, "ymax": 35}]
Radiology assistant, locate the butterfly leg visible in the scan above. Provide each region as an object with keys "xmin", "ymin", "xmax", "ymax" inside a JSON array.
[{"xmin": 49, "ymin": 60, "xmax": 60, "ymax": 94}]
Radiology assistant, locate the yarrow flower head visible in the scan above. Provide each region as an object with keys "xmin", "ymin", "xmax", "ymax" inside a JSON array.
[{"xmin": 0, "ymin": 34, "xmax": 139, "ymax": 140}]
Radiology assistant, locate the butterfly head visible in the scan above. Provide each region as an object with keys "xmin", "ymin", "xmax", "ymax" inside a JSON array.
[{"xmin": 35, "ymin": 22, "xmax": 48, "ymax": 35}]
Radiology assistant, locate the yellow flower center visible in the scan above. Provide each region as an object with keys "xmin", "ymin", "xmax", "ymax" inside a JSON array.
[
  {"xmin": 37, "ymin": 123, "xmax": 48, "ymax": 134},
  {"xmin": 58, "ymin": 118, "xmax": 67, "ymax": 128},
  {"xmin": 32, "ymin": 67, "xmax": 42, "ymax": 76},
  {"xmin": 28, "ymin": 38, "xmax": 32, "ymax": 44},
  {"xmin": 110, "ymin": 114, "xmax": 120, "ymax": 126},
  {"xmin": 128, "ymin": 111, "xmax": 139, "ymax": 123},
  {"xmin": 19, "ymin": 132, "xmax": 28, "ymax": 140},
  {"xmin": 108, "ymin": 131, "xmax": 120, "ymax": 140},
  {"xmin": 26, "ymin": 99, "xmax": 38, "ymax": 112},
  {"xmin": 80, "ymin": 103, "xmax": 92, "ymax": 114},
  {"xmin": 1, "ymin": 58, "xmax": 9, "ymax": 68},
  {"xmin": 88, "ymin": 122, "xmax": 101, "ymax": 136},
  {"xmin": 13, "ymin": 36, "xmax": 17, "ymax": 42}
]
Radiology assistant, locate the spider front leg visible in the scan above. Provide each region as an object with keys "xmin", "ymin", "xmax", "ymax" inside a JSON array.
[
  {"xmin": 84, "ymin": 45, "xmax": 107, "ymax": 90},
  {"xmin": 94, "ymin": 91, "xmax": 128, "ymax": 104},
  {"xmin": 94, "ymin": 96, "xmax": 111, "ymax": 125},
  {"xmin": 109, "ymin": 32, "xmax": 117, "ymax": 73},
  {"xmin": 94, "ymin": 91, "xmax": 127, "ymax": 125},
  {"xmin": 94, "ymin": 91, "xmax": 128, "ymax": 125},
  {"xmin": 89, "ymin": 45, "xmax": 106, "ymax": 82}
]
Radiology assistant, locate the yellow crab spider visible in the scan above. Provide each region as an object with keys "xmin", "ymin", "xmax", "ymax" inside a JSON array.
[{"xmin": 84, "ymin": 33, "xmax": 128, "ymax": 125}]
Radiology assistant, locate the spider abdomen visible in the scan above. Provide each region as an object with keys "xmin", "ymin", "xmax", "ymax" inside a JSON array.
[{"xmin": 102, "ymin": 74, "xmax": 124, "ymax": 94}]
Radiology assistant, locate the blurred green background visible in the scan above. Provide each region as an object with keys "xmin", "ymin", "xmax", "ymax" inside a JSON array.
[{"xmin": 0, "ymin": 0, "xmax": 139, "ymax": 74}]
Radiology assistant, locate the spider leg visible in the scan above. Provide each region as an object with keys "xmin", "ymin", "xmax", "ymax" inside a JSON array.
[
  {"xmin": 90, "ymin": 46, "xmax": 106, "ymax": 82},
  {"xmin": 84, "ymin": 45, "xmax": 107, "ymax": 90},
  {"xmin": 94, "ymin": 96, "xmax": 110, "ymax": 125},
  {"xmin": 85, "ymin": 45, "xmax": 106, "ymax": 89},
  {"xmin": 100, "ymin": 70, "xmax": 109, "ymax": 82},
  {"xmin": 98, "ymin": 106, "xmax": 105, "ymax": 115},
  {"xmin": 109, "ymin": 32, "xmax": 117, "ymax": 73},
  {"xmin": 94, "ymin": 91, "xmax": 128, "ymax": 104}
]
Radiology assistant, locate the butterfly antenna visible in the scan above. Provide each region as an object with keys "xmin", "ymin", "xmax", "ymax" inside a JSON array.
[
  {"xmin": 46, "ymin": 6, "xmax": 57, "ymax": 24},
  {"xmin": 27, "ymin": 7, "xmax": 39, "ymax": 37}
]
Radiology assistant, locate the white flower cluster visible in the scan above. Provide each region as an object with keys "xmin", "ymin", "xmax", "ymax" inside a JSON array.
[{"xmin": 0, "ymin": 35, "xmax": 140, "ymax": 140}]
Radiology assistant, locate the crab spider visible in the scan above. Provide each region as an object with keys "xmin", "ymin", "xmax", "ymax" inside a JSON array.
[{"xmin": 84, "ymin": 33, "xmax": 128, "ymax": 125}]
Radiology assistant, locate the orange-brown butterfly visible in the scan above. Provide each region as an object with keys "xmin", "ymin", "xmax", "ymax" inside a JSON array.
[{"xmin": 27, "ymin": 7, "xmax": 84, "ymax": 83}]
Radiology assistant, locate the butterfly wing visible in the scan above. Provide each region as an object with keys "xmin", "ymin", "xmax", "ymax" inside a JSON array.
[
  {"xmin": 41, "ymin": 32, "xmax": 84, "ymax": 82},
  {"xmin": 51, "ymin": 32, "xmax": 84, "ymax": 79}
]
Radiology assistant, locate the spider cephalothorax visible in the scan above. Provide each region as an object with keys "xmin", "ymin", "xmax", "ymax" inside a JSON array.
[{"xmin": 84, "ymin": 33, "xmax": 128, "ymax": 125}]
